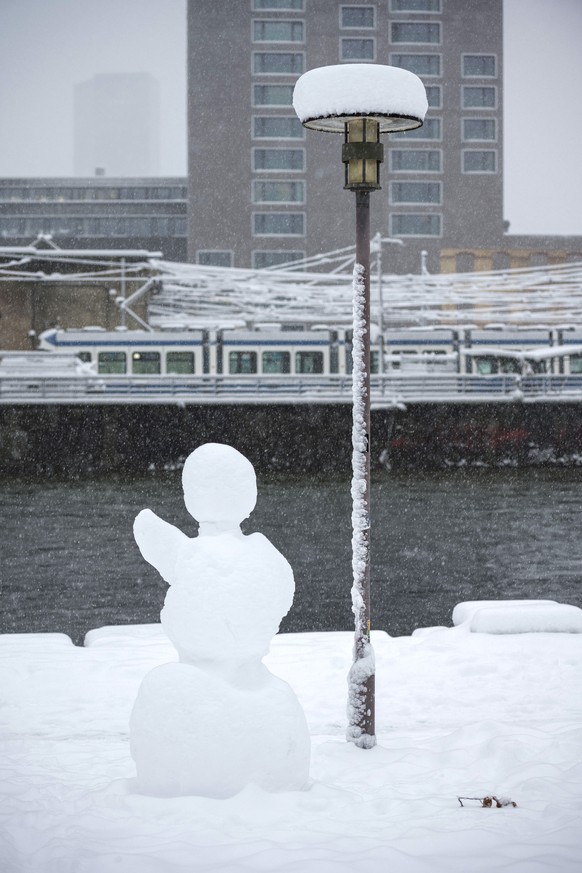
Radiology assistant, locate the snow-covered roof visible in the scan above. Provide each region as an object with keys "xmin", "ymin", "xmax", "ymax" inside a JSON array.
[{"xmin": 293, "ymin": 64, "xmax": 428, "ymax": 133}]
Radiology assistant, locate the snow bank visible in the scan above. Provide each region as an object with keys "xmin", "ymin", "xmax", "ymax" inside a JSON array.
[
  {"xmin": 293, "ymin": 64, "xmax": 428, "ymax": 132},
  {"xmin": 453, "ymin": 599, "xmax": 582, "ymax": 633},
  {"xmin": 1, "ymin": 614, "xmax": 582, "ymax": 871}
]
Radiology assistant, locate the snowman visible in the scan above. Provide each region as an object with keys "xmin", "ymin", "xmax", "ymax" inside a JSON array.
[{"xmin": 129, "ymin": 442, "xmax": 311, "ymax": 798}]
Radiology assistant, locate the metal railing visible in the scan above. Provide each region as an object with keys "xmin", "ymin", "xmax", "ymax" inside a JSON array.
[{"xmin": 3, "ymin": 372, "xmax": 582, "ymax": 405}]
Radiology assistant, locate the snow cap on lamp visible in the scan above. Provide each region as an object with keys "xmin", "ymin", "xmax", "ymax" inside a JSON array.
[{"xmin": 293, "ymin": 63, "xmax": 428, "ymax": 133}]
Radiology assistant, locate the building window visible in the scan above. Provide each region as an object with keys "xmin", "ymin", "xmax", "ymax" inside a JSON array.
[
  {"xmin": 462, "ymin": 150, "xmax": 497, "ymax": 173},
  {"xmin": 253, "ymin": 84, "xmax": 294, "ymax": 106},
  {"xmin": 253, "ymin": 147, "xmax": 305, "ymax": 170},
  {"xmin": 389, "ymin": 53, "xmax": 441, "ymax": 76},
  {"xmin": 390, "ymin": 0, "xmax": 441, "ymax": 11},
  {"xmin": 132, "ymin": 351, "xmax": 161, "ymax": 376},
  {"xmin": 391, "ymin": 22, "xmax": 441, "ymax": 43},
  {"xmin": 253, "ymin": 180, "xmax": 305, "ymax": 203},
  {"xmin": 392, "ymin": 117, "xmax": 441, "ymax": 140},
  {"xmin": 253, "ymin": 212, "xmax": 305, "ymax": 235},
  {"xmin": 462, "ymin": 86, "xmax": 497, "ymax": 109},
  {"xmin": 296, "ymin": 351, "xmax": 324, "ymax": 374},
  {"xmin": 462, "ymin": 118, "xmax": 497, "ymax": 141},
  {"xmin": 252, "ymin": 0, "xmax": 303, "ymax": 8},
  {"xmin": 167, "ymin": 352, "xmax": 195, "ymax": 375},
  {"xmin": 425, "ymin": 85, "xmax": 441, "ymax": 108},
  {"xmin": 98, "ymin": 352, "xmax": 126, "ymax": 375},
  {"xmin": 389, "ymin": 149, "xmax": 442, "ymax": 173},
  {"xmin": 253, "ymin": 20, "xmax": 304, "ymax": 41},
  {"xmin": 341, "ymin": 37, "xmax": 375, "ymax": 61},
  {"xmin": 391, "ymin": 213, "xmax": 441, "ymax": 236},
  {"xmin": 253, "ymin": 250, "xmax": 305, "ymax": 268},
  {"xmin": 340, "ymin": 6, "xmax": 376, "ymax": 28},
  {"xmin": 197, "ymin": 250, "xmax": 234, "ymax": 267},
  {"xmin": 262, "ymin": 351, "xmax": 291, "ymax": 373},
  {"xmin": 390, "ymin": 181, "xmax": 441, "ymax": 204},
  {"xmin": 463, "ymin": 54, "xmax": 496, "ymax": 77},
  {"xmin": 229, "ymin": 352, "xmax": 257, "ymax": 375},
  {"xmin": 253, "ymin": 52, "xmax": 304, "ymax": 74},
  {"xmin": 253, "ymin": 116, "xmax": 304, "ymax": 138},
  {"xmin": 390, "ymin": 149, "xmax": 441, "ymax": 172}
]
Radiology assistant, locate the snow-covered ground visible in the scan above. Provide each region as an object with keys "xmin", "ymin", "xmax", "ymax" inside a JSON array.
[{"xmin": 1, "ymin": 614, "xmax": 581, "ymax": 872}]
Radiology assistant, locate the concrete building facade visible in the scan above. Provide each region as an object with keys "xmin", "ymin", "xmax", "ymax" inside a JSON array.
[
  {"xmin": 186, "ymin": 0, "xmax": 581, "ymax": 273},
  {"xmin": 0, "ymin": 177, "xmax": 187, "ymax": 261}
]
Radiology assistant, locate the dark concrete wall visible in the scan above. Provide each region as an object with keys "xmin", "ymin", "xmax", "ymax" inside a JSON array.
[{"xmin": 2, "ymin": 402, "xmax": 582, "ymax": 478}]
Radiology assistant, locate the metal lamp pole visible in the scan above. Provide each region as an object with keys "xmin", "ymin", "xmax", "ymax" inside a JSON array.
[
  {"xmin": 342, "ymin": 117, "xmax": 383, "ymax": 746},
  {"xmin": 292, "ymin": 63, "xmax": 426, "ymax": 750}
]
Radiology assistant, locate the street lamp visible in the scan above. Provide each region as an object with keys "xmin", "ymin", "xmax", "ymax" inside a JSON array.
[{"xmin": 293, "ymin": 64, "xmax": 427, "ymax": 749}]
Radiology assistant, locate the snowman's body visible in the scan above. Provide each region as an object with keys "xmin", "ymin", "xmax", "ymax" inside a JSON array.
[{"xmin": 130, "ymin": 444, "xmax": 310, "ymax": 798}]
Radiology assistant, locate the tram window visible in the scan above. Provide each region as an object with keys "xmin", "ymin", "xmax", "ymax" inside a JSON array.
[
  {"xmin": 77, "ymin": 352, "xmax": 92, "ymax": 364},
  {"xmin": 296, "ymin": 351, "xmax": 323, "ymax": 374},
  {"xmin": 262, "ymin": 351, "xmax": 290, "ymax": 374},
  {"xmin": 474, "ymin": 357, "xmax": 494, "ymax": 375},
  {"xmin": 98, "ymin": 351, "xmax": 126, "ymax": 374},
  {"xmin": 229, "ymin": 351, "xmax": 257, "ymax": 374},
  {"xmin": 132, "ymin": 351, "xmax": 161, "ymax": 375},
  {"xmin": 347, "ymin": 349, "xmax": 380, "ymax": 373},
  {"xmin": 499, "ymin": 358, "xmax": 520, "ymax": 374},
  {"xmin": 389, "ymin": 350, "xmax": 403, "ymax": 370},
  {"xmin": 570, "ymin": 355, "xmax": 582, "ymax": 374},
  {"xmin": 167, "ymin": 351, "xmax": 195, "ymax": 374}
]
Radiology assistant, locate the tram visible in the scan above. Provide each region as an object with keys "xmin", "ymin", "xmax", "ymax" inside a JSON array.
[{"xmin": 37, "ymin": 325, "xmax": 582, "ymax": 378}]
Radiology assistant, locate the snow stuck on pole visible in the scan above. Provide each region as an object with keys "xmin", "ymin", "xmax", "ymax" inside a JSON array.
[{"xmin": 347, "ymin": 261, "xmax": 376, "ymax": 749}]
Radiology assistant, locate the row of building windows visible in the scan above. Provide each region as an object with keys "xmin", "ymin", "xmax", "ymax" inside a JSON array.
[
  {"xmin": 394, "ymin": 118, "xmax": 497, "ymax": 141},
  {"xmin": 252, "ymin": 100, "xmax": 496, "ymax": 146},
  {"xmin": 250, "ymin": 1, "xmax": 442, "ymax": 11},
  {"xmin": 250, "ymin": 124, "xmax": 496, "ymax": 166},
  {"xmin": 250, "ymin": 49, "xmax": 497, "ymax": 75},
  {"xmin": 196, "ymin": 249, "xmax": 306, "ymax": 269},
  {"xmin": 252, "ymin": 18, "xmax": 448, "ymax": 43},
  {"xmin": 249, "ymin": 211, "xmax": 457, "ymax": 237},
  {"xmin": 0, "ymin": 217, "xmax": 187, "ymax": 238},
  {"xmin": 249, "ymin": 212, "xmax": 446, "ymax": 238},
  {"xmin": 250, "ymin": 148, "xmax": 496, "ymax": 205},
  {"xmin": 0, "ymin": 186, "xmax": 187, "ymax": 203}
]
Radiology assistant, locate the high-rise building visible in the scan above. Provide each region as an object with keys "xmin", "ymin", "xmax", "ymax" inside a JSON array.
[
  {"xmin": 187, "ymin": 0, "xmax": 506, "ymax": 273},
  {"xmin": 74, "ymin": 73, "xmax": 161, "ymax": 178}
]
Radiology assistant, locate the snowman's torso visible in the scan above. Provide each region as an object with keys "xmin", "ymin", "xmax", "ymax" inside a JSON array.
[{"xmin": 163, "ymin": 530, "xmax": 295, "ymax": 666}]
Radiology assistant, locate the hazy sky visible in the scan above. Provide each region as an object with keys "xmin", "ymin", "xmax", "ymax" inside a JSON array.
[{"xmin": 0, "ymin": 0, "xmax": 581, "ymax": 235}]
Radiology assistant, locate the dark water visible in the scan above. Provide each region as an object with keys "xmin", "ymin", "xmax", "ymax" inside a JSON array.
[{"xmin": 1, "ymin": 469, "xmax": 581, "ymax": 645}]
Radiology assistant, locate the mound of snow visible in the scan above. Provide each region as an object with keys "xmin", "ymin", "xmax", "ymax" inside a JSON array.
[{"xmin": 453, "ymin": 600, "xmax": 582, "ymax": 634}]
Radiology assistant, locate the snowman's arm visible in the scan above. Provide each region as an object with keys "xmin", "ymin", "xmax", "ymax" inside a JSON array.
[{"xmin": 133, "ymin": 508, "xmax": 189, "ymax": 585}]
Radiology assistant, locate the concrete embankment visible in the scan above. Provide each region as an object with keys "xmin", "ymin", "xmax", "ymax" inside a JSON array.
[{"xmin": 1, "ymin": 403, "xmax": 582, "ymax": 476}]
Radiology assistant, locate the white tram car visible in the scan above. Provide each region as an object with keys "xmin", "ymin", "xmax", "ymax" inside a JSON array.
[{"xmin": 37, "ymin": 325, "xmax": 582, "ymax": 378}]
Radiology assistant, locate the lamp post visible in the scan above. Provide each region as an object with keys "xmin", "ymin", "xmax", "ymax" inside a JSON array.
[{"xmin": 293, "ymin": 64, "xmax": 426, "ymax": 749}]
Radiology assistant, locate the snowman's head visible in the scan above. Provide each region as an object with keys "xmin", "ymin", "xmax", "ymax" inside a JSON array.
[{"xmin": 182, "ymin": 443, "xmax": 257, "ymax": 526}]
